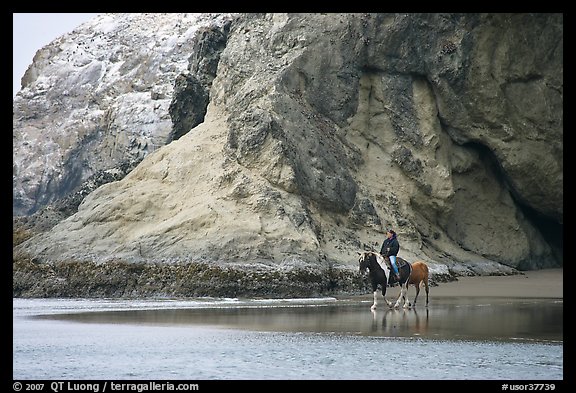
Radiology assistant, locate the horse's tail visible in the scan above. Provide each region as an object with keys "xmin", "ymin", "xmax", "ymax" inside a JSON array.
[{"xmin": 422, "ymin": 262, "xmax": 430, "ymax": 283}]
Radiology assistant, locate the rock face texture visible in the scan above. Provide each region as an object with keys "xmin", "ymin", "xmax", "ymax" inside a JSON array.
[
  {"xmin": 13, "ymin": 13, "xmax": 234, "ymax": 216},
  {"xmin": 14, "ymin": 13, "xmax": 563, "ymax": 296}
]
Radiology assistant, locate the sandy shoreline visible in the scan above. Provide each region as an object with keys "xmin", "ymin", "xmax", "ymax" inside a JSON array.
[{"xmin": 403, "ymin": 268, "xmax": 563, "ymax": 299}]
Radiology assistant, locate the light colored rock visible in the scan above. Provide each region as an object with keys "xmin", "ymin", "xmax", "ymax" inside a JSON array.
[
  {"xmin": 13, "ymin": 13, "xmax": 236, "ymax": 216},
  {"xmin": 15, "ymin": 13, "xmax": 562, "ymax": 276}
]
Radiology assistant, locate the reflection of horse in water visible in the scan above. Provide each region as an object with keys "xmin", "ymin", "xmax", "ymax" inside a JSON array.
[
  {"xmin": 358, "ymin": 251, "xmax": 430, "ymax": 310},
  {"xmin": 370, "ymin": 307, "xmax": 429, "ymax": 336}
]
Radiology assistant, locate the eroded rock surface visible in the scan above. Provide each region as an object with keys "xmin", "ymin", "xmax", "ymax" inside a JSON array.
[{"xmin": 14, "ymin": 13, "xmax": 562, "ymax": 297}]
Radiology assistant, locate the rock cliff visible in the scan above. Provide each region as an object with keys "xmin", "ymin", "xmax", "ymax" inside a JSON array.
[
  {"xmin": 13, "ymin": 13, "xmax": 234, "ymax": 216},
  {"xmin": 13, "ymin": 13, "xmax": 563, "ymax": 297}
]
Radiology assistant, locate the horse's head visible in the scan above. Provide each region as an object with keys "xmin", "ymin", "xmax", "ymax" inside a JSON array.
[{"xmin": 358, "ymin": 251, "xmax": 374, "ymax": 274}]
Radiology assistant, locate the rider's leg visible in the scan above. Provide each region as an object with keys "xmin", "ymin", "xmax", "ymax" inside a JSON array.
[{"xmin": 389, "ymin": 256, "xmax": 400, "ymax": 279}]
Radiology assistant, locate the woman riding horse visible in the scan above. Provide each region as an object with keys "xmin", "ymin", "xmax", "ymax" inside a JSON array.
[
  {"xmin": 359, "ymin": 251, "xmax": 430, "ymax": 310},
  {"xmin": 380, "ymin": 229, "xmax": 400, "ymax": 282}
]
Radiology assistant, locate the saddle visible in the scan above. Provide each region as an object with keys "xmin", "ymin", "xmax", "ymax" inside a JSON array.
[{"xmin": 382, "ymin": 256, "xmax": 408, "ymax": 284}]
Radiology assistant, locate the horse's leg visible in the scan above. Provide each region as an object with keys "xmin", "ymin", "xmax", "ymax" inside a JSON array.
[
  {"xmin": 393, "ymin": 283, "xmax": 407, "ymax": 308},
  {"xmin": 401, "ymin": 283, "xmax": 410, "ymax": 308},
  {"xmin": 403, "ymin": 283, "xmax": 412, "ymax": 308},
  {"xmin": 380, "ymin": 281, "xmax": 393, "ymax": 309},
  {"xmin": 382, "ymin": 286, "xmax": 393, "ymax": 308},
  {"xmin": 370, "ymin": 280, "xmax": 379, "ymax": 310},
  {"xmin": 413, "ymin": 281, "xmax": 421, "ymax": 307},
  {"xmin": 424, "ymin": 278, "xmax": 429, "ymax": 307},
  {"xmin": 371, "ymin": 290, "xmax": 379, "ymax": 310},
  {"xmin": 400, "ymin": 281, "xmax": 413, "ymax": 309},
  {"xmin": 393, "ymin": 267, "xmax": 409, "ymax": 308}
]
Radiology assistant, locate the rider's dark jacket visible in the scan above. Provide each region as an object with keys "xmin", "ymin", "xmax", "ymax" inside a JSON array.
[{"xmin": 380, "ymin": 235, "xmax": 399, "ymax": 257}]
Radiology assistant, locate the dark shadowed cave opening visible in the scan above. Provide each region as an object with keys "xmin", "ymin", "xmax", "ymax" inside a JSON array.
[
  {"xmin": 467, "ymin": 141, "xmax": 562, "ymax": 268},
  {"xmin": 519, "ymin": 204, "xmax": 563, "ymax": 267}
]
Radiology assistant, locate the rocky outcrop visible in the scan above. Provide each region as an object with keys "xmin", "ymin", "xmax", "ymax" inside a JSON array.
[
  {"xmin": 13, "ymin": 13, "xmax": 236, "ymax": 216},
  {"xmin": 14, "ymin": 13, "xmax": 562, "ymax": 297},
  {"xmin": 168, "ymin": 20, "xmax": 233, "ymax": 142},
  {"xmin": 13, "ymin": 157, "xmax": 141, "ymax": 241}
]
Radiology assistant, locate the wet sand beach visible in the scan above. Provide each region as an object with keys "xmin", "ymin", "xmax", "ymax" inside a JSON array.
[
  {"xmin": 351, "ymin": 268, "xmax": 563, "ymax": 304},
  {"xmin": 13, "ymin": 269, "xmax": 563, "ymax": 380},
  {"xmin": 428, "ymin": 268, "xmax": 563, "ymax": 298}
]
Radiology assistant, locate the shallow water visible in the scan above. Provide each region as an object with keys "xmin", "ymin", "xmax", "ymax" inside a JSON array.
[{"xmin": 13, "ymin": 297, "xmax": 563, "ymax": 380}]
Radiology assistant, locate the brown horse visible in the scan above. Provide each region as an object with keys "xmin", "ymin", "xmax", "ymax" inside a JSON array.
[
  {"xmin": 383, "ymin": 257, "xmax": 430, "ymax": 309},
  {"xmin": 403, "ymin": 260, "xmax": 429, "ymax": 308}
]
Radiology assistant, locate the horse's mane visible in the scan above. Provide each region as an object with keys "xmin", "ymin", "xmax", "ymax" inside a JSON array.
[
  {"xmin": 361, "ymin": 251, "xmax": 387, "ymax": 271},
  {"xmin": 373, "ymin": 252, "xmax": 386, "ymax": 270}
]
